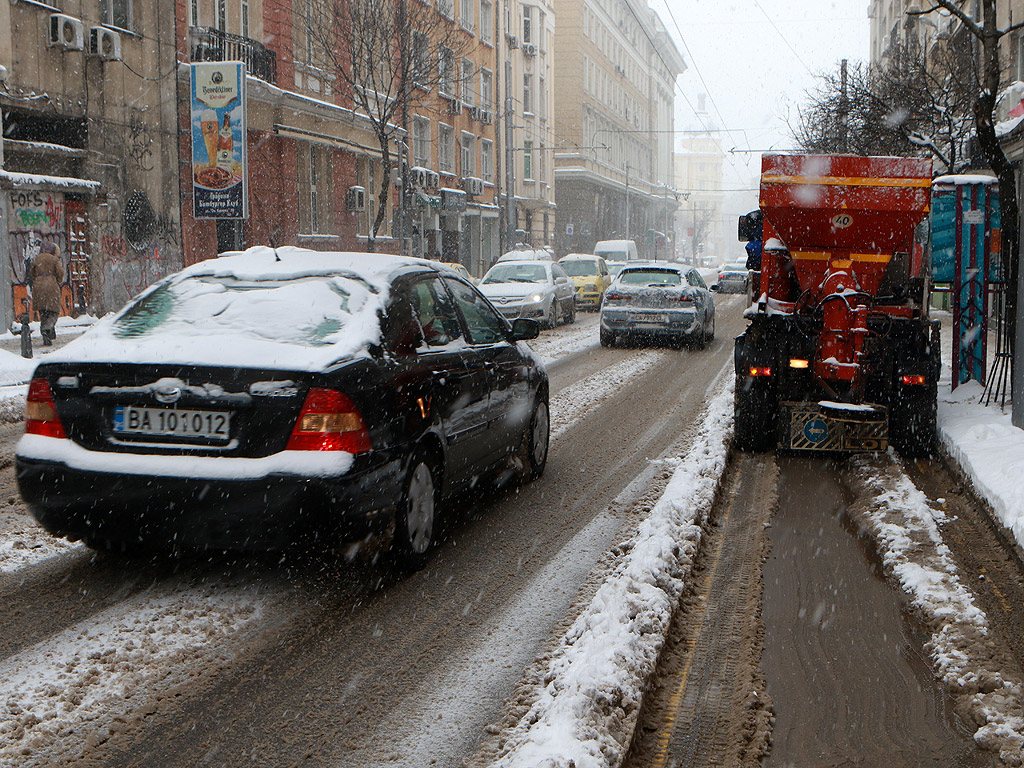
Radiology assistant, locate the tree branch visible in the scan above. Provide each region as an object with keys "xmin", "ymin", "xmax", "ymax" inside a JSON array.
[{"xmin": 907, "ymin": 0, "xmax": 982, "ymax": 38}]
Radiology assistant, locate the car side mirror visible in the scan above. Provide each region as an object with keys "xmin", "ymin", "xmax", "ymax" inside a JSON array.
[
  {"xmin": 511, "ymin": 318, "xmax": 540, "ymax": 340},
  {"xmin": 711, "ymin": 284, "xmax": 720, "ymax": 292}
]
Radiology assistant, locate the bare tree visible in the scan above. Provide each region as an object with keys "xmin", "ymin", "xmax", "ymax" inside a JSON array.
[
  {"xmin": 794, "ymin": 42, "xmax": 974, "ymax": 173},
  {"xmin": 910, "ymin": 0, "xmax": 1024, "ymax": 386},
  {"xmin": 303, "ymin": 0, "xmax": 474, "ymax": 250}
]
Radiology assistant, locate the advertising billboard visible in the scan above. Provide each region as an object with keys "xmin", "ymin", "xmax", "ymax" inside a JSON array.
[{"xmin": 190, "ymin": 62, "xmax": 248, "ymax": 219}]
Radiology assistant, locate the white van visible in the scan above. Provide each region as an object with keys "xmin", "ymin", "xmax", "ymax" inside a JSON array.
[{"xmin": 593, "ymin": 239, "xmax": 638, "ymax": 262}]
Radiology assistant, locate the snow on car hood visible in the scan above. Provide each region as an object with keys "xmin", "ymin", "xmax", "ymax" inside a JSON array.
[{"xmin": 45, "ymin": 247, "xmax": 398, "ymax": 372}]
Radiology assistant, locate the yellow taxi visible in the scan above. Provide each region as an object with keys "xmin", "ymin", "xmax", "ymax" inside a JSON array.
[
  {"xmin": 558, "ymin": 254, "xmax": 611, "ymax": 310},
  {"xmin": 442, "ymin": 262, "xmax": 475, "ymax": 283}
]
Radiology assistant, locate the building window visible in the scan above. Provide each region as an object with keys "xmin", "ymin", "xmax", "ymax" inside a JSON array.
[
  {"xmin": 413, "ymin": 117, "xmax": 431, "ymax": 167},
  {"xmin": 438, "ymin": 0, "xmax": 454, "ymax": 20},
  {"xmin": 439, "ymin": 47, "xmax": 456, "ymax": 98},
  {"xmin": 522, "ymin": 5, "xmax": 532, "ymax": 43},
  {"xmin": 538, "ymin": 76, "xmax": 546, "ymax": 120},
  {"xmin": 412, "ymin": 31, "xmax": 429, "ymax": 87},
  {"xmin": 460, "ymin": 0, "xmax": 474, "ymax": 30},
  {"xmin": 439, "ymin": 124, "xmax": 454, "ymax": 174},
  {"xmin": 100, "ymin": 0, "xmax": 133, "ymax": 30},
  {"xmin": 523, "ymin": 73, "xmax": 533, "ymax": 114},
  {"xmin": 523, "ymin": 140, "xmax": 533, "ymax": 180},
  {"xmin": 461, "ymin": 132, "xmax": 475, "ymax": 176},
  {"xmin": 299, "ymin": 144, "xmax": 333, "ymax": 234},
  {"xmin": 537, "ymin": 10, "xmax": 545, "ymax": 49},
  {"xmin": 242, "ymin": 0, "xmax": 250, "ymax": 37},
  {"xmin": 481, "ymin": 139, "xmax": 494, "ymax": 183},
  {"xmin": 480, "ymin": 0, "xmax": 493, "ymax": 44},
  {"xmin": 217, "ymin": 0, "xmax": 227, "ymax": 30},
  {"xmin": 461, "ymin": 58, "xmax": 475, "ymax": 105},
  {"xmin": 480, "ymin": 69, "xmax": 494, "ymax": 109},
  {"xmin": 537, "ymin": 143, "xmax": 545, "ymax": 181},
  {"xmin": 189, "ymin": 0, "xmax": 199, "ymax": 26}
]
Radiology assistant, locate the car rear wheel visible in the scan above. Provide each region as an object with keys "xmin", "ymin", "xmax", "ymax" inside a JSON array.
[
  {"xmin": 545, "ymin": 299, "xmax": 557, "ymax": 329},
  {"xmin": 527, "ymin": 398, "xmax": 550, "ymax": 478},
  {"xmin": 393, "ymin": 455, "xmax": 438, "ymax": 571}
]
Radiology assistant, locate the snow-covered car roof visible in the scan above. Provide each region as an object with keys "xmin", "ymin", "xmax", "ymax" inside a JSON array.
[
  {"xmin": 559, "ymin": 253, "xmax": 600, "ymax": 261},
  {"xmin": 496, "ymin": 248, "xmax": 552, "ymax": 262},
  {"xmin": 45, "ymin": 247, "xmax": 444, "ymax": 372}
]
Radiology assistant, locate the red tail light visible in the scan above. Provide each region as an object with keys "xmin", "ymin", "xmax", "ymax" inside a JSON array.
[
  {"xmin": 605, "ymin": 291, "xmax": 625, "ymax": 301},
  {"xmin": 900, "ymin": 374, "xmax": 927, "ymax": 386},
  {"xmin": 749, "ymin": 366, "xmax": 772, "ymax": 377},
  {"xmin": 287, "ymin": 388, "xmax": 371, "ymax": 453},
  {"xmin": 676, "ymin": 294, "xmax": 694, "ymax": 302},
  {"xmin": 25, "ymin": 378, "xmax": 67, "ymax": 438}
]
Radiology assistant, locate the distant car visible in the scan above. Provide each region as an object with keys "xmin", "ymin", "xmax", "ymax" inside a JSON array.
[
  {"xmin": 441, "ymin": 262, "xmax": 475, "ymax": 283},
  {"xmin": 558, "ymin": 253, "xmax": 611, "ymax": 310},
  {"xmin": 15, "ymin": 248, "xmax": 550, "ymax": 568},
  {"xmin": 600, "ymin": 263, "xmax": 715, "ymax": 348},
  {"xmin": 606, "ymin": 261, "xmax": 628, "ymax": 278},
  {"xmin": 479, "ymin": 260, "xmax": 576, "ymax": 327},
  {"xmin": 714, "ymin": 262, "xmax": 750, "ymax": 294},
  {"xmin": 495, "ymin": 247, "xmax": 553, "ymax": 263}
]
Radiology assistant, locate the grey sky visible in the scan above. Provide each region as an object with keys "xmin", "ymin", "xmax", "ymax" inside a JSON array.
[{"xmin": 656, "ymin": 0, "xmax": 871, "ymax": 213}]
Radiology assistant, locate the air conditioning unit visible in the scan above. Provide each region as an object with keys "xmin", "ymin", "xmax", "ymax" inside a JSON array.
[
  {"xmin": 426, "ymin": 171, "xmax": 440, "ymax": 191},
  {"xmin": 410, "ymin": 167, "xmax": 429, "ymax": 188},
  {"xmin": 49, "ymin": 14, "xmax": 85, "ymax": 51},
  {"xmin": 447, "ymin": 98, "xmax": 462, "ymax": 115},
  {"xmin": 346, "ymin": 186, "xmax": 366, "ymax": 213},
  {"xmin": 507, "ymin": 34, "xmax": 519, "ymax": 49},
  {"xmin": 89, "ymin": 26, "xmax": 122, "ymax": 61},
  {"xmin": 477, "ymin": 109, "xmax": 494, "ymax": 125},
  {"xmin": 523, "ymin": 42, "xmax": 537, "ymax": 56},
  {"xmin": 461, "ymin": 177, "xmax": 484, "ymax": 196}
]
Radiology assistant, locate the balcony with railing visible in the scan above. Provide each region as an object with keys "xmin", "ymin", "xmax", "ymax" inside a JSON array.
[{"xmin": 189, "ymin": 27, "xmax": 277, "ymax": 85}]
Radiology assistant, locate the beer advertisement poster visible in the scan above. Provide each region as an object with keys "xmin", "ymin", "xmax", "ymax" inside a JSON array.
[{"xmin": 190, "ymin": 62, "xmax": 248, "ymax": 219}]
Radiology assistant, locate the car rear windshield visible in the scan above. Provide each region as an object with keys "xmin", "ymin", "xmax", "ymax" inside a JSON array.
[
  {"xmin": 619, "ymin": 270, "xmax": 682, "ymax": 286},
  {"xmin": 113, "ymin": 273, "xmax": 377, "ymax": 347},
  {"xmin": 483, "ymin": 264, "xmax": 548, "ymax": 284},
  {"xmin": 560, "ymin": 260, "xmax": 600, "ymax": 277}
]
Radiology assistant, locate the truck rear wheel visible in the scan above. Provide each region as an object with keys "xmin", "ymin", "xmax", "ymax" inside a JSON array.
[{"xmin": 734, "ymin": 377, "xmax": 778, "ymax": 452}]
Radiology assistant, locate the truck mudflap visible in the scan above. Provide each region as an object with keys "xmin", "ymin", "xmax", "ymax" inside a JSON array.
[{"xmin": 782, "ymin": 401, "xmax": 888, "ymax": 452}]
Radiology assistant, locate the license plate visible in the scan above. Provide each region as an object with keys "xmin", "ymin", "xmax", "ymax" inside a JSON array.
[
  {"xmin": 113, "ymin": 406, "xmax": 231, "ymax": 441},
  {"xmin": 631, "ymin": 313, "xmax": 668, "ymax": 323}
]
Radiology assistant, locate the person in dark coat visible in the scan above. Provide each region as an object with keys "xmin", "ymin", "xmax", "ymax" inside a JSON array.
[{"xmin": 32, "ymin": 241, "xmax": 64, "ymax": 346}]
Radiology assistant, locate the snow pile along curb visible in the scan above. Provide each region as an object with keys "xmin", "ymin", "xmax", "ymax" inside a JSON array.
[
  {"xmin": 851, "ymin": 458, "xmax": 1024, "ymax": 765},
  {"xmin": 486, "ymin": 381, "xmax": 734, "ymax": 768}
]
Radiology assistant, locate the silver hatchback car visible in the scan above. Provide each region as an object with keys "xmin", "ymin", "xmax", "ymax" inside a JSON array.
[{"xmin": 600, "ymin": 264, "xmax": 715, "ymax": 348}]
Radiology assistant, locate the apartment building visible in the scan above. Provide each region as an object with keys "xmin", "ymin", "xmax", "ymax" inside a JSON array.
[
  {"xmin": 551, "ymin": 0, "xmax": 682, "ymax": 258},
  {"xmin": 0, "ymin": 0, "xmax": 181, "ymax": 322},
  {"xmin": 500, "ymin": 0, "xmax": 556, "ymax": 252},
  {"xmin": 406, "ymin": 0, "xmax": 501, "ymax": 273}
]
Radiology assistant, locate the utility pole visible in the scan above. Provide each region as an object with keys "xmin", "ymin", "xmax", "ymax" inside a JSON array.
[
  {"xmin": 504, "ymin": 24, "xmax": 515, "ymax": 250},
  {"xmin": 624, "ymin": 162, "xmax": 630, "ymax": 242},
  {"xmin": 839, "ymin": 58, "xmax": 849, "ymax": 155}
]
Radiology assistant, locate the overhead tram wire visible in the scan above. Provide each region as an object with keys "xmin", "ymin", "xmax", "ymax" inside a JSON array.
[{"xmin": 752, "ymin": 0, "xmax": 815, "ymax": 77}]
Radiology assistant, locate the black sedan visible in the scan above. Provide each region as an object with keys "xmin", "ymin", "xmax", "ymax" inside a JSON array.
[
  {"xmin": 16, "ymin": 248, "xmax": 549, "ymax": 568},
  {"xmin": 599, "ymin": 264, "xmax": 715, "ymax": 348}
]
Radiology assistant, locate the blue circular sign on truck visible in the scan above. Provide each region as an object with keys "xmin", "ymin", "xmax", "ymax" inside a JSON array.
[{"xmin": 804, "ymin": 418, "xmax": 829, "ymax": 444}]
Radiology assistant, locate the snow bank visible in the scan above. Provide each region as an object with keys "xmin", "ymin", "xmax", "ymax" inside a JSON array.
[
  {"xmin": 851, "ymin": 458, "xmax": 1024, "ymax": 764},
  {"xmin": 486, "ymin": 381, "xmax": 734, "ymax": 768}
]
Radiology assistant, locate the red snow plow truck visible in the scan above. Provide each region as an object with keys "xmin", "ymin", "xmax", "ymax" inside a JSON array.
[{"xmin": 734, "ymin": 153, "xmax": 939, "ymax": 456}]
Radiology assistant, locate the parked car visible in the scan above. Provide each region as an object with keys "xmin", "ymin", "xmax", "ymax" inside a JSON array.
[
  {"xmin": 713, "ymin": 261, "xmax": 750, "ymax": 294},
  {"xmin": 478, "ymin": 260, "xmax": 577, "ymax": 327},
  {"xmin": 558, "ymin": 254, "xmax": 611, "ymax": 310},
  {"xmin": 600, "ymin": 263, "xmax": 715, "ymax": 348},
  {"xmin": 15, "ymin": 248, "xmax": 550, "ymax": 568},
  {"xmin": 495, "ymin": 247, "xmax": 553, "ymax": 263},
  {"xmin": 606, "ymin": 261, "xmax": 628, "ymax": 278},
  {"xmin": 593, "ymin": 239, "xmax": 638, "ymax": 263},
  {"xmin": 441, "ymin": 261, "xmax": 475, "ymax": 283}
]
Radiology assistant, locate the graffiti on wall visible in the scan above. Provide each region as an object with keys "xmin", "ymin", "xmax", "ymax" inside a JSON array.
[{"xmin": 7, "ymin": 189, "xmax": 72, "ymax": 320}]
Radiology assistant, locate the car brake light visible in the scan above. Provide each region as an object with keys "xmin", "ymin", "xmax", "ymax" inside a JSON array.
[
  {"xmin": 25, "ymin": 378, "xmax": 67, "ymax": 438},
  {"xmin": 287, "ymin": 388, "xmax": 372, "ymax": 453},
  {"xmin": 900, "ymin": 374, "xmax": 927, "ymax": 386},
  {"xmin": 605, "ymin": 291, "xmax": 624, "ymax": 301},
  {"xmin": 676, "ymin": 294, "xmax": 693, "ymax": 302},
  {"xmin": 749, "ymin": 367, "xmax": 772, "ymax": 377}
]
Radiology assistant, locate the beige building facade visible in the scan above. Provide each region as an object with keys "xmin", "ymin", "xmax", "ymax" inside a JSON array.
[
  {"xmin": 674, "ymin": 132, "xmax": 724, "ymax": 266},
  {"xmin": 551, "ymin": 0, "xmax": 682, "ymax": 258}
]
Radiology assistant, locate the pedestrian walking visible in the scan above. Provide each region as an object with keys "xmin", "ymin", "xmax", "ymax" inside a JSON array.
[{"xmin": 32, "ymin": 241, "xmax": 64, "ymax": 346}]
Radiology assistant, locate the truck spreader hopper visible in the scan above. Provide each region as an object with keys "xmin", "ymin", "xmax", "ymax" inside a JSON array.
[{"xmin": 734, "ymin": 154, "xmax": 940, "ymax": 456}]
